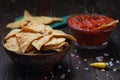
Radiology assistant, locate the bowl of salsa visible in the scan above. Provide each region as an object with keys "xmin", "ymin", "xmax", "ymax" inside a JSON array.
[{"xmin": 67, "ymin": 14, "xmax": 119, "ymax": 49}]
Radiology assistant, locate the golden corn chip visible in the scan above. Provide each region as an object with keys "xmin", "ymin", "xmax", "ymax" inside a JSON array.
[
  {"xmin": 42, "ymin": 46, "xmax": 63, "ymax": 52},
  {"xmin": 52, "ymin": 47, "xmax": 63, "ymax": 52},
  {"xmin": 43, "ymin": 42, "xmax": 69, "ymax": 51},
  {"xmin": 4, "ymin": 37, "xmax": 20, "ymax": 52},
  {"xmin": 33, "ymin": 16, "xmax": 62, "ymax": 24},
  {"xmin": 27, "ymin": 22, "xmax": 47, "ymax": 33},
  {"xmin": 16, "ymin": 32, "xmax": 42, "ymax": 53},
  {"xmin": 44, "ymin": 25, "xmax": 53, "ymax": 35},
  {"xmin": 52, "ymin": 30, "xmax": 76, "ymax": 41},
  {"xmin": 7, "ymin": 20, "xmax": 28, "ymax": 28},
  {"xmin": 24, "ymin": 10, "xmax": 31, "ymax": 17},
  {"xmin": 32, "ymin": 35, "xmax": 53, "ymax": 50},
  {"xmin": 21, "ymin": 26, "xmax": 36, "ymax": 33},
  {"xmin": 44, "ymin": 37, "xmax": 66, "ymax": 47},
  {"xmin": 5, "ymin": 29, "xmax": 21, "ymax": 40}
]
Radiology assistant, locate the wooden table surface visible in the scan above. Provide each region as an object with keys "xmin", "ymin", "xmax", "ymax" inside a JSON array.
[{"xmin": 0, "ymin": 0, "xmax": 120, "ymax": 80}]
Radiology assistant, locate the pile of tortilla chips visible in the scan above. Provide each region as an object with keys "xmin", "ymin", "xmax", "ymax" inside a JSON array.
[{"xmin": 4, "ymin": 10, "xmax": 76, "ymax": 54}]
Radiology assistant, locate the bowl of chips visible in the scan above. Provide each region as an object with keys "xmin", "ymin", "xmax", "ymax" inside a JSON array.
[{"xmin": 3, "ymin": 13, "xmax": 76, "ymax": 72}]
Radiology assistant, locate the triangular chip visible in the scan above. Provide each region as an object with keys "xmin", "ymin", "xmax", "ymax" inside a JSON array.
[
  {"xmin": 44, "ymin": 37, "xmax": 66, "ymax": 46},
  {"xmin": 24, "ymin": 10, "xmax": 32, "ymax": 17},
  {"xmin": 43, "ymin": 42, "xmax": 69, "ymax": 51},
  {"xmin": 33, "ymin": 16, "xmax": 62, "ymax": 24},
  {"xmin": 4, "ymin": 37, "xmax": 20, "ymax": 52},
  {"xmin": 7, "ymin": 20, "xmax": 28, "ymax": 28},
  {"xmin": 27, "ymin": 22, "xmax": 47, "ymax": 33},
  {"xmin": 16, "ymin": 32, "xmax": 42, "ymax": 53},
  {"xmin": 21, "ymin": 26, "xmax": 36, "ymax": 33},
  {"xmin": 5, "ymin": 29, "xmax": 21, "ymax": 40},
  {"xmin": 32, "ymin": 35, "xmax": 52, "ymax": 50},
  {"xmin": 52, "ymin": 30, "xmax": 76, "ymax": 41}
]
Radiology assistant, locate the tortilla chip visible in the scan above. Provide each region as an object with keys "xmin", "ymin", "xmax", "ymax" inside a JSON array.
[
  {"xmin": 4, "ymin": 37, "xmax": 20, "ymax": 52},
  {"xmin": 52, "ymin": 30, "xmax": 76, "ymax": 41},
  {"xmin": 43, "ymin": 42, "xmax": 69, "ymax": 51},
  {"xmin": 32, "ymin": 35, "xmax": 52, "ymax": 50},
  {"xmin": 5, "ymin": 29, "xmax": 21, "ymax": 40},
  {"xmin": 27, "ymin": 22, "xmax": 47, "ymax": 33},
  {"xmin": 7, "ymin": 20, "xmax": 28, "ymax": 28},
  {"xmin": 44, "ymin": 37, "xmax": 66, "ymax": 46},
  {"xmin": 16, "ymin": 32, "xmax": 42, "ymax": 53},
  {"xmin": 21, "ymin": 26, "xmax": 37, "ymax": 33},
  {"xmin": 32, "ymin": 16, "xmax": 62, "ymax": 24},
  {"xmin": 24, "ymin": 10, "xmax": 32, "ymax": 17}
]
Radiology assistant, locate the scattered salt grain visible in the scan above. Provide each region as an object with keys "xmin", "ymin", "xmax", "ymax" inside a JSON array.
[
  {"xmin": 51, "ymin": 71, "xmax": 54, "ymax": 78},
  {"xmin": 113, "ymin": 68, "xmax": 117, "ymax": 72},
  {"xmin": 105, "ymin": 74, "xmax": 109, "ymax": 77},
  {"xmin": 103, "ymin": 53, "xmax": 109, "ymax": 56},
  {"xmin": 101, "ymin": 69, "xmax": 106, "ymax": 71},
  {"xmin": 78, "ymin": 61, "xmax": 81, "ymax": 64},
  {"xmin": 52, "ymin": 75, "xmax": 54, "ymax": 78},
  {"xmin": 75, "ymin": 55, "xmax": 79, "ymax": 59},
  {"xmin": 58, "ymin": 65, "xmax": 62, "ymax": 69},
  {"xmin": 71, "ymin": 53, "xmax": 75, "ymax": 57},
  {"xmin": 108, "ymin": 61, "xmax": 114, "ymax": 67},
  {"xmin": 75, "ymin": 66, "xmax": 79, "ymax": 70},
  {"xmin": 60, "ymin": 74, "xmax": 65, "ymax": 79},
  {"xmin": 110, "ymin": 58, "xmax": 114, "ymax": 61},
  {"xmin": 74, "ymin": 49, "xmax": 77, "ymax": 53},
  {"xmin": 44, "ymin": 76, "xmax": 48, "ymax": 79},
  {"xmin": 116, "ymin": 60, "xmax": 120, "ymax": 63},
  {"xmin": 114, "ymin": 36, "xmax": 117, "ymax": 39},
  {"xmin": 96, "ymin": 76, "xmax": 100, "ymax": 80},
  {"xmin": 84, "ymin": 58, "xmax": 87, "ymax": 61},
  {"xmin": 85, "ymin": 67, "xmax": 89, "ymax": 71},
  {"xmin": 67, "ymin": 69, "xmax": 71, "ymax": 72},
  {"xmin": 96, "ymin": 56, "xmax": 104, "ymax": 62}
]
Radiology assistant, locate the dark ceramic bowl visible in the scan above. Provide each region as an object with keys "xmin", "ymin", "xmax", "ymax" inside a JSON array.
[{"xmin": 2, "ymin": 40, "xmax": 71, "ymax": 72}]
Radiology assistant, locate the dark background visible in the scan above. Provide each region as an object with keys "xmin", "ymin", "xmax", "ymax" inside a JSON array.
[{"xmin": 0, "ymin": 0, "xmax": 120, "ymax": 80}]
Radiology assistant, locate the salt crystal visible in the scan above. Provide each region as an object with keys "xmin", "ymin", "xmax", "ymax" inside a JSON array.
[
  {"xmin": 75, "ymin": 55, "xmax": 79, "ymax": 59},
  {"xmin": 52, "ymin": 75, "xmax": 54, "ymax": 78},
  {"xmin": 75, "ymin": 66, "xmax": 79, "ymax": 69},
  {"xmin": 113, "ymin": 68, "xmax": 117, "ymax": 72},
  {"xmin": 60, "ymin": 74, "xmax": 65, "ymax": 79},
  {"xmin": 96, "ymin": 56, "xmax": 104, "ymax": 62},
  {"xmin": 74, "ymin": 49, "xmax": 77, "ymax": 53},
  {"xmin": 85, "ymin": 67, "xmax": 89, "ymax": 70},
  {"xmin": 103, "ymin": 53, "xmax": 109, "ymax": 56},
  {"xmin": 44, "ymin": 76, "xmax": 48, "ymax": 79},
  {"xmin": 110, "ymin": 58, "xmax": 114, "ymax": 61},
  {"xmin": 116, "ymin": 60, "xmax": 120, "ymax": 63},
  {"xmin": 101, "ymin": 69, "xmax": 105, "ymax": 71},
  {"xmin": 71, "ymin": 53, "xmax": 75, "ymax": 57},
  {"xmin": 84, "ymin": 59, "xmax": 87, "ymax": 61},
  {"xmin": 106, "ymin": 74, "xmax": 109, "ymax": 77},
  {"xmin": 96, "ymin": 76, "xmax": 100, "ymax": 80},
  {"xmin": 78, "ymin": 61, "xmax": 81, "ymax": 64},
  {"xmin": 58, "ymin": 65, "xmax": 62, "ymax": 69},
  {"xmin": 51, "ymin": 71, "xmax": 54, "ymax": 78},
  {"xmin": 67, "ymin": 69, "xmax": 71, "ymax": 72},
  {"xmin": 114, "ymin": 36, "xmax": 117, "ymax": 38},
  {"xmin": 108, "ymin": 61, "xmax": 114, "ymax": 66}
]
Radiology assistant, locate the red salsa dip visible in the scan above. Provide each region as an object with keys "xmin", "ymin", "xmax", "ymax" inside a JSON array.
[
  {"xmin": 67, "ymin": 14, "xmax": 116, "ymax": 48},
  {"xmin": 68, "ymin": 14, "xmax": 115, "ymax": 31}
]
